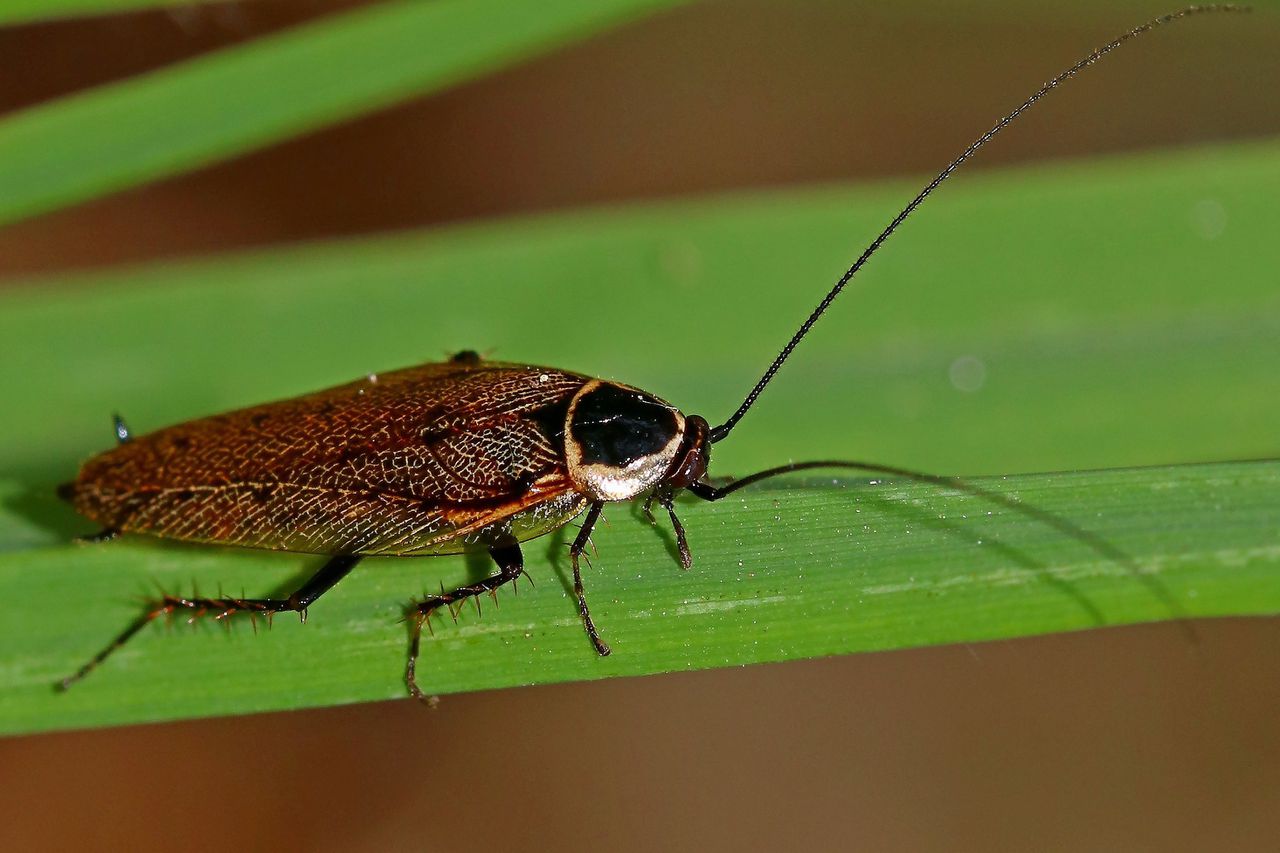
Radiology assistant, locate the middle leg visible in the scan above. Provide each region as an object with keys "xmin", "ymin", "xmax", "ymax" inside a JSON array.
[
  {"xmin": 569, "ymin": 501, "xmax": 611, "ymax": 657},
  {"xmin": 405, "ymin": 542, "xmax": 525, "ymax": 703}
]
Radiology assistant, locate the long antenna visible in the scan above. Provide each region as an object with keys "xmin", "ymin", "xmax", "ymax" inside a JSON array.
[{"xmin": 709, "ymin": 5, "xmax": 1247, "ymax": 444}]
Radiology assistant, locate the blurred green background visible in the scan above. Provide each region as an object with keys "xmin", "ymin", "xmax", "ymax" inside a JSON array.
[{"xmin": 0, "ymin": 1, "xmax": 1278, "ymax": 851}]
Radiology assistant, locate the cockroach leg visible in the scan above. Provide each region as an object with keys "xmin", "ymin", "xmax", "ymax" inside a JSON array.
[
  {"xmin": 74, "ymin": 527, "xmax": 121, "ymax": 545},
  {"xmin": 568, "ymin": 501, "xmax": 610, "ymax": 657},
  {"xmin": 641, "ymin": 494, "xmax": 657, "ymax": 525},
  {"xmin": 111, "ymin": 413, "xmax": 132, "ymax": 445},
  {"xmin": 405, "ymin": 543, "xmax": 525, "ymax": 704},
  {"xmin": 658, "ymin": 495, "xmax": 692, "ymax": 570},
  {"xmin": 642, "ymin": 491, "xmax": 692, "ymax": 570},
  {"xmin": 57, "ymin": 554, "xmax": 360, "ymax": 691}
]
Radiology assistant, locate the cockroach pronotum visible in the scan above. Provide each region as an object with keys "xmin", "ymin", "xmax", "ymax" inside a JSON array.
[{"xmin": 59, "ymin": 7, "xmax": 1242, "ymax": 702}]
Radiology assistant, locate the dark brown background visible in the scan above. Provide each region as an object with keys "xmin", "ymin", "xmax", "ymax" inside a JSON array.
[{"xmin": 2, "ymin": 2, "xmax": 1278, "ymax": 850}]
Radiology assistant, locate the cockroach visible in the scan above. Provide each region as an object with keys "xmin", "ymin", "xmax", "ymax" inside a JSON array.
[{"xmin": 59, "ymin": 7, "xmax": 1239, "ymax": 702}]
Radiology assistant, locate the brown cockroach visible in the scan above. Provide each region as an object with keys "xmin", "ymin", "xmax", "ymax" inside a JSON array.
[{"xmin": 59, "ymin": 7, "xmax": 1238, "ymax": 701}]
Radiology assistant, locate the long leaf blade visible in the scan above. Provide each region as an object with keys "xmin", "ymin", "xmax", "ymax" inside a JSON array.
[
  {"xmin": 0, "ymin": 0, "xmax": 193, "ymax": 26},
  {"xmin": 0, "ymin": 0, "xmax": 687, "ymax": 225},
  {"xmin": 1, "ymin": 142, "xmax": 1276, "ymax": 480},
  {"xmin": 1, "ymin": 460, "xmax": 1277, "ymax": 735}
]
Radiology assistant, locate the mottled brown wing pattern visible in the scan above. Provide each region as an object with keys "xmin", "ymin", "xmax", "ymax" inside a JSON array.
[{"xmin": 70, "ymin": 360, "xmax": 592, "ymax": 555}]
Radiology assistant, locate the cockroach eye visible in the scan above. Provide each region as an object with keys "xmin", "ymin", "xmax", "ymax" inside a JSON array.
[
  {"xmin": 564, "ymin": 380, "xmax": 685, "ymax": 502},
  {"xmin": 660, "ymin": 414, "xmax": 711, "ymax": 492}
]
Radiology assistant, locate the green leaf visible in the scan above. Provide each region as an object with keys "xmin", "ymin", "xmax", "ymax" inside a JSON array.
[
  {"xmin": 2, "ymin": 462, "xmax": 1277, "ymax": 735},
  {"xmin": 1, "ymin": 139, "xmax": 1278, "ymax": 733},
  {"xmin": 0, "ymin": 0, "xmax": 687, "ymax": 226},
  {"xmin": 0, "ymin": 0, "xmax": 191, "ymax": 26}
]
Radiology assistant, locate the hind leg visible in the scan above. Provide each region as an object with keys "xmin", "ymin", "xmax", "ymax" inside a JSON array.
[
  {"xmin": 59, "ymin": 554, "xmax": 361, "ymax": 690},
  {"xmin": 405, "ymin": 543, "xmax": 526, "ymax": 703}
]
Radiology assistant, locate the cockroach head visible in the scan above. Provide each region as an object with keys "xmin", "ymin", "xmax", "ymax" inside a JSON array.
[{"xmin": 564, "ymin": 380, "xmax": 709, "ymax": 502}]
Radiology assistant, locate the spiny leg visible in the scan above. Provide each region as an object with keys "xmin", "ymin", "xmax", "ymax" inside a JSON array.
[
  {"xmin": 405, "ymin": 543, "xmax": 525, "ymax": 704},
  {"xmin": 58, "ymin": 554, "xmax": 360, "ymax": 690},
  {"xmin": 569, "ymin": 501, "xmax": 611, "ymax": 657},
  {"xmin": 643, "ymin": 492, "xmax": 692, "ymax": 570}
]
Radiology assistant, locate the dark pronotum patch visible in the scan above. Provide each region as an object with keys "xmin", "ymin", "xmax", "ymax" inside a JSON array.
[
  {"xmin": 570, "ymin": 383, "xmax": 678, "ymax": 467},
  {"xmin": 525, "ymin": 391, "xmax": 576, "ymax": 451}
]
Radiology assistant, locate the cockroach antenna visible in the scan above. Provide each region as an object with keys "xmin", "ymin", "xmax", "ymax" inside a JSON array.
[{"xmin": 708, "ymin": 4, "xmax": 1250, "ymax": 444}]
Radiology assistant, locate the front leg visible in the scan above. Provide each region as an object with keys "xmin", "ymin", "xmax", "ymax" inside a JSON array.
[{"xmin": 404, "ymin": 543, "xmax": 525, "ymax": 703}]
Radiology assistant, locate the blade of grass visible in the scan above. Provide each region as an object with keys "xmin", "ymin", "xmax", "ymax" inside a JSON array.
[
  {"xmin": 0, "ymin": 140, "xmax": 1277, "ymax": 732},
  {"xmin": 0, "ymin": 141, "xmax": 1276, "ymax": 483},
  {"xmin": 1, "ymin": 460, "xmax": 1277, "ymax": 735},
  {"xmin": 0, "ymin": 0, "xmax": 193, "ymax": 26},
  {"xmin": 0, "ymin": 0, "xmax": 688, "ymax": 226}
]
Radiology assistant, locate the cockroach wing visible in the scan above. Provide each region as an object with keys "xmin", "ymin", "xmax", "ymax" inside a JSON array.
[{"xmin": 67, "ymin": 360, "xmax": 593, "ymax": 556}]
